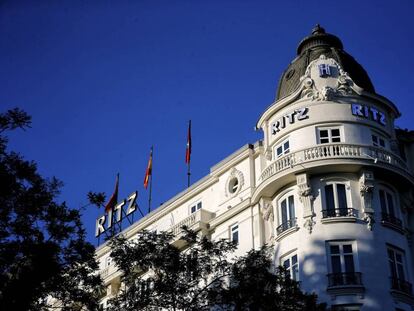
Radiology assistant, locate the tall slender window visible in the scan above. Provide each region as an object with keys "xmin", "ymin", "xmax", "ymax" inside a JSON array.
[
  {"xmin": 379, "ymin": 189, "xmax": 401, "ymax": 227},
  {"xmin": 323, "ymin": 183, "xmax": 351, "ymax": 218},
  {"xmin": 277, "ymin": 194, "xmax": 296, "ymax": 234},
  {"xmin": 230, "ymin": 224, "xmax": 239, "ymax": 245},
  {"xmin": 327, "ymin": 242, "xmax": 361, "ymax": 287},
  {"xmin": 388, "ymin": 246, "xmax": 411, "ymax": 294},
  {"xmin": 282, "ymin": 253, "xmax": 299, "ymax": 281}
]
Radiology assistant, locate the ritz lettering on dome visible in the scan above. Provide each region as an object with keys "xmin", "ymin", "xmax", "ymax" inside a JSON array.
[
  {"xmin": 351, "ymin": 103, "xmax": 386, "ymax": 126},
  {"xmin": 95, "ymin": 191, "xmax": 138, "ymax": 238},
  {"xmin": 271, "ymin": 107, "xmax": 309, "ymax": 135}
]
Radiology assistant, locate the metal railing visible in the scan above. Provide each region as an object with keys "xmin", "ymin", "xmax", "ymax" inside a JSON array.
[
  {"xmin": 276, "ymin": 218, "xmax": 297, "ymax": 235},
  {"xmin": 259, "ymin": 143, "xmax": 407, "ymax": 184},
  {"xmin": 381, "ymin": 213, "xmax": 403, "ymax": 227},
  {"xmin": 322, "ymin": 208, "xmax": 357, "ymax": 218},
  {"xmin": 327, "ymin": 272, "xmax": 363, "ymax": 287},
  {"xmin": 390, "ymin": 277, "xmax": 412, "ymax": 295}
]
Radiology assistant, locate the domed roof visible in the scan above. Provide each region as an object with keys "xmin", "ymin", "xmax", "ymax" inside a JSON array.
[{"xmin": 276, "ymin": 25, "xmax": 375, "ymax": 100}]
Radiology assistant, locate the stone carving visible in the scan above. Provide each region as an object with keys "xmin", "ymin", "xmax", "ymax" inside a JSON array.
[
  {"xmin": 225, "ymin": 168, "xmax": 244, "ymax": 198},
  {"xmin": 363, "ymin": 214, "xmax": 375, "ymax": 231},
  {"xmin": 300, "ymin": 55, "xmax": 358, "ymax": 101},
  {"xmin": 260, "ymin": 199, "xmax": 275, "ymax": 242},
  {"xmin": 296, "ymin": 173, "xmax": 315, "ymax": 234},
  {"xmin": 265, "ymin": 147, "xmax": 272, "ymax": 161},
  {"xmin": 359, "ymin": 171, "xmax": 375, "ymax": 230}
]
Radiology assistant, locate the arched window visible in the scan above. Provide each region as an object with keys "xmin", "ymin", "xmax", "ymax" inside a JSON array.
[{"xmin": 276, "ymin": 192, "xmax": 296, "ymax": 234}]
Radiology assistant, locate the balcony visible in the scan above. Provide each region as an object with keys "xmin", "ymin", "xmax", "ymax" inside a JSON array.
[
  {"xmin": 170, "ymin": 209, "xmax": 215, "ymax": 247},
  {"xmin": 326, "ymin": 272, "xmax": 364, "ymax": 297},
  {"xmin": 275, "ymin": 218, "xmax": 298, "ymax": 241},
  {"xmin": 381, "ymin": 212, "xmax": 404, "ymax": 234},
  {"xmin": 258, "ymin": 143, "xmax": 408, "ymax": 185},
  {"xmin": 391, "ymin": 277, "xmax": 413, "ymax": 295},
  {"xmin": 322, "ymin": 208, "xmax": 357, "ymax": 218},
  {"xmin": 327, "ymin": 272, "xmax": 363, "ymax": 287}
]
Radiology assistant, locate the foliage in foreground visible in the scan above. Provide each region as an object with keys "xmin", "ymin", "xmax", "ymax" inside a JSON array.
[
  {"xmin": 0, "ymin": 109, "xmax": 102, "ymax": 310},
  {"xmin": 105, "ymin": 228, "xmax": 326, "ymax": 311}
]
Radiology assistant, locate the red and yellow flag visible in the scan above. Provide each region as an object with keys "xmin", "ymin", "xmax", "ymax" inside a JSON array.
[
  {"xmin": 144, "ymin": 147, "xmax": 153, "ymax": 189},
  {"xmin": 104, "ymin": 173, "xmax": 119, "ymax": 213},
  {"xmin": 185, "ymin": 120, "xmax": 192, "ymax": 164}
]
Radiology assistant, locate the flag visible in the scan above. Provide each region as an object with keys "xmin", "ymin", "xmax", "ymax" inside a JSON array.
[
  {"xmin": 185, "ymin": 120, "xmax": 192, "ymax": 164},
  {"xmin": 104, "ymin": 174, "xmax": 119, "ymax": 213},
  {"xmin": 144, "ymin": 147, "xmax": 153, "ymax": 189}
]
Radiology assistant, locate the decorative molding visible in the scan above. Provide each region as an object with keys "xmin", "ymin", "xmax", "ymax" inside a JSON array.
[
  {"xmin": 265, "ymin": 146, "xmax": 273, "ymax": 161},
  {"xmin": 359, "ymin": 171, "xmax": 375, "ymax": 231},
  {"xmin": 300, "ymin": 54, "xmax": 361, "ymax": 101},
  {"xmin": 260, "ymin": 198, "xmax": 275, "ymax": 243},
  {"xmin": 296, "ymin": 173, "xmax": 315, "ymax": 234},
  {"xmin": 225, "ymin": 168, "xmax": 244, "ymax": 198}
]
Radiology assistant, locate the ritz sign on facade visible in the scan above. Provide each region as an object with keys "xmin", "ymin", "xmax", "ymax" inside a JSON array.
[{"xmin": 95, "ymin": 191, "xmax": 138, "ymax": 237}]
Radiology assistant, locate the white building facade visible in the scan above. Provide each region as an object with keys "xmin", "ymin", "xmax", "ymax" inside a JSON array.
[{"xmin": 96, "ymin": 26, "xmax": 414, "ymax": 311}]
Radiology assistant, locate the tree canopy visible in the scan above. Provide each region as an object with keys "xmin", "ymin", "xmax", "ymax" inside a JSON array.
[
  {"xmin": 0, "ymin": 108, "xmax": 102, "ymax": 310},
  {"xmin": 104, "ymin": 227, "xmax": 326, "ymax": 311}
]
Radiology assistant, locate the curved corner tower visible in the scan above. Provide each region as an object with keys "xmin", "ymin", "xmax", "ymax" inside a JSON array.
[{"xmin": 254, "ymin": 25, "xmax": 414, "ymax": 310}]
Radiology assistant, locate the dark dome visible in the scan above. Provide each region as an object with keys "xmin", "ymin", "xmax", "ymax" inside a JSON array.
[{"xmin": 276, "ymin": 25, "xmax": 375, "ymax": 100}]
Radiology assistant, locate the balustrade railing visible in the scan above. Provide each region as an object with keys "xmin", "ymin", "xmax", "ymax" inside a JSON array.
[
  {"xmin": 390, "ymin": 277, "xmax": 413, "ymax": 295},
  {"xmin": 276, "ymin": 218, "xmax": 297, "ymax": 235},
  {"xmin": 381, "ymin": 212, "xmax": 403, "ymax": 227},
  {"xmin": 259, "ymin": 143, "xmax": 407, "ymax": 184},
  {"xmin": 327, "ymin": 272, "xmax": 363, "ymax": 287},
  {"xmin": 322, "ymin": 208, "xmax": 357, "ymax": 218}
]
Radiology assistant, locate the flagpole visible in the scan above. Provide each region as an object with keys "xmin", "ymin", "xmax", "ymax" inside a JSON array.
[
  {"xmin": 187, "ymin": 160, "xmax": 191, "ymax": 188},
  {"xmin": 148, "ymin": 146, "xmax": 153, "ymax": 213}
]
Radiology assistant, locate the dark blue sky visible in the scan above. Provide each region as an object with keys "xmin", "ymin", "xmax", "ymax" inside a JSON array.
[{"xmin": 1, "ymin": 0, "xmax": 413, "ymax": 243}]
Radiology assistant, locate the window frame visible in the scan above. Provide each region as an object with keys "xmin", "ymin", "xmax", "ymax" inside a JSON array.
[
  {"xmin": 387, "ymin": 245, "xmax": 408, "ymax": 283},
  {"xmin": 230, "ymin": 223, "xmax": 239, "ymax": 245},
  {"xmin": 281, "ymin": 252, "xmax": 299, "ymax": 281},
  {"xmin": 189, "ymin": 201, "xmax": 202, "ymax": 214},
  {"xmin": 317, "ymin": 127, "xmax": 342, "ymax": 144},
  {"xmin": 371, "ymin": 132, "xmax": 386, "ymax": 148},
  {"xmin": 277, "ymin": 192, "xmax": 296, "ymax": 227},
  {"xmin": 321, "ymin": 180, "xmax": 353, "ymax": 217},
  {"xmin": 326, "ymin": 240, "xmax": 360, "ymax": 275},
  {"xmin": 274, "ymin": 138, "xmax": 290, "ymax": 159}
]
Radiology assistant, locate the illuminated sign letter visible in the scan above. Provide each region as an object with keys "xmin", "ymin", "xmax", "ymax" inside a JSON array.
[
  {"xmin": 95, "ymin": 215, "xmax": 106, "ymax": 237},
  {"xmin": 126, "ymin": 191, "xmax": 138, "ymax": 216},
  {"xmin": 113, "ymin": 200, "xmax": 125, "ymax": 223}
]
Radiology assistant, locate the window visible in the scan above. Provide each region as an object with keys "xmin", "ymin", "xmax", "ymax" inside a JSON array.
[
  {"xmin": 327, "ymin": 241, "xmax": 362, "ymax": 287},
  {"xmin": 281, "ymin": 253, "xmax": 299, "ymax": 281},
  {"xmin": 230, "ymin": 224, "xmax": 239, "ymax": 244},
  {"xmin": 318, "ymin": 128, "xmax": 341, "ymax": 144},
  {"xmin": 228, "ymin": 177, "xmax": 239, "ymax": 194},
  {"xmin": 379, "ymin": 189, "xmax": 401, "ymax": 227},
  {"xmin": 323, "ymin": 183, "xmax": 354, "ymax": 218},
  {"xmin": 190, "ymin": 201, "xmax": 202, "ymax": 214},
  {"xmin": 372, "ymin": 134, "xmax": 385, "ymax": 148},
  {"xmin": 274, "ymin": 139, "xmax": 290, "ymax": 158},
  {"xmin": 276, "ymin": 194, "xmax": 296, "ymax": 234},
  {"xmin": 388, "ymin": 246, "xmax": 411, "ymax": 294}
]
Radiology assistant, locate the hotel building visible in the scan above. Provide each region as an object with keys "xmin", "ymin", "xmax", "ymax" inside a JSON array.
[{"xmin": 96, "ymin": 25, "xmax": 414, "ymax": 311}]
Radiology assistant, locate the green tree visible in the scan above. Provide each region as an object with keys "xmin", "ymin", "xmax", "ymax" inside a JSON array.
[
  {"xmin": 0, "ymin": 109, "xmax": 102, "ymax": 310},
  {"xmin": 104, "ymin": 227, "xmax": 325, "ymax": 311}
]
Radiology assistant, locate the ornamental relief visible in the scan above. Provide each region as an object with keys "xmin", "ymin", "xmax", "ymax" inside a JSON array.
[
  {"xmin": 224, "ymin": 168, "xmax": 244, "ymax": 198},
  {"xmin": 300, "ymin": 55, "xmax": 361, "ymax": 101}
]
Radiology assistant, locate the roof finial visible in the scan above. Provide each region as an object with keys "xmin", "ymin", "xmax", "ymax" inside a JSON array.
[{"xmin": 312, "ymin": 24, "xmax": 325, "ymax": 35}]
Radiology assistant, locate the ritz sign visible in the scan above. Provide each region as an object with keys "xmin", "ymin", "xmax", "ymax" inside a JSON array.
[
  {"xmin": 351, "ymin": 103, "xmax": 386, "ymax": 126},
  {"xmin": 95, "ymin": 191, "xmax": 138, "ymax": 237},
  {"xmin": 271, "ymin": 107, "xmax": 309, "ymax": 135}
]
